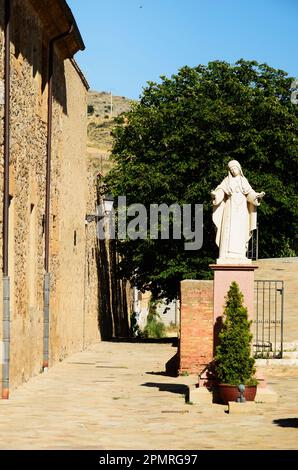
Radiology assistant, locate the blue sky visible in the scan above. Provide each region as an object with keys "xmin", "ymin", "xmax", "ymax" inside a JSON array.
[{"xmin": 68, "ymin": 0, "xmax": 298, "ymax": 99}]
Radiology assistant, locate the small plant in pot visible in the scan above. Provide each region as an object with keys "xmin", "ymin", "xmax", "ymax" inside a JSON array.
[{"xmin": 214, "ymin": 281, "xmax": 258, "ymax": 404}]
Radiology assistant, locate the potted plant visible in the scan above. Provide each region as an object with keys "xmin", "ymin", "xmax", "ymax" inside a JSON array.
[{"xmin": 214, "ymin": 281, "xmax": 258, "ymax": 404}]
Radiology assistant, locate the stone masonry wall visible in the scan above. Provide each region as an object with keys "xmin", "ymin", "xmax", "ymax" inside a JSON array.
[
  {"xmin": 0, "ymin": 0, "xmax": 5, "ymax": 380},
  {"xmin": 179, "ymin": 280, "xmax": 214, "ymax": 374},
  {"xmin": 49, "ymin": 58, "xmax": 100, "ymax": 364},
  {"xmin": 0, "ymin": 0, "xmax": 100, "ymax": 392},
  {"xmin": 4, "ymin": 0, "xmax": 47, "ymax": 387},
  {"xmin": 84, "ymin": 165, "xmax": 101, "ymax": 344}
]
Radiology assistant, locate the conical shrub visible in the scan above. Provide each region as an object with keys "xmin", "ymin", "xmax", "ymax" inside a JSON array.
[{"xmin": 214, "ymin": 281, "xmax": 256, "ymax": 385}]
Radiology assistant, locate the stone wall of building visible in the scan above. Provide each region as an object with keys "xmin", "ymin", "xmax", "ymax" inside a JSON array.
[
  {"xmin": 84, "ymin": 165, "xmax": 101, "ymax": 344},
  {"xmin": 0, "ymin": 0, "xmax": 6, "ymax": 384},
  {"xmin": 0, "ymin": 0, "xmax": 100, "ymax": 392},
  {"xmin": 49, "ymin": 57, "xmax": 100, "ymax": 365},
  {"xmin": 3, "ymin": 0, "xmax": 47, "ymax": 387}
]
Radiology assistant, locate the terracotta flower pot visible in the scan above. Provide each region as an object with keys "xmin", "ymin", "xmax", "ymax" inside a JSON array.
[{"xmin": 218, "ymin": 384, "xmax": 257, "ymax": 404}]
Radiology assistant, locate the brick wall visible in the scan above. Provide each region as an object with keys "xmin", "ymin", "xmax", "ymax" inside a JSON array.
[{"xmin": 179, "ymin": 280, "xmax": 213, "ymax": 374}]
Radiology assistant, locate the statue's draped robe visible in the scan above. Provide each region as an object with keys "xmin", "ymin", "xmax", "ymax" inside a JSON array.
[{"xmin": 212, "ymin": 175, "xmax": 258, "ymax": 259}]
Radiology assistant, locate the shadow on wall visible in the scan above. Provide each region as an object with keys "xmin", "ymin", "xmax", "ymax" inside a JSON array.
[
  {"xmin": 10, "ymin": 0, "xmax": 68, "ymax": 114},
  {"xmin": 96, "ymin": 237, "xmax": 113, "ymax": 339},
  {"xmin": 96, "ymin": 233, "xmax": 130, "ymax": 340}
]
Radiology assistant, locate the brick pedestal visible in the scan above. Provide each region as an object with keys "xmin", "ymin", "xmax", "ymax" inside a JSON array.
[{"xmin": 179, "ymin": 280, "xmax": 213, "ymax": 374}]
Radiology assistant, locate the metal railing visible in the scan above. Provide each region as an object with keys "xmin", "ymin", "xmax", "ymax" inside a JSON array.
[
  {"xmin": 247, "ymin": 225, "xmax": 259, "ymax": 260},
  {"xmin": 253, "ymin": 280, "xmax": 284, "ymax": 358}
]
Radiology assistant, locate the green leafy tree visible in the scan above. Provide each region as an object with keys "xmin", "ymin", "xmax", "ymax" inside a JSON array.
[
  {"xmin": 214, "ymin": 282, "xmax": 256, "ymax": 385},
  {"xmin": 143, "ymin": 300, "xmax": 166, "ymax": 339},
  {"xmin": 105, "ymin": 60, "xmax": 298, "ymax": 299}
]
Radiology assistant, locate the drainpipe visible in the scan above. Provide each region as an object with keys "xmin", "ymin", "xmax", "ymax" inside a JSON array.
[
  {"xmin": 2, "ymin": 0, "xmax": 11, "ymax": 400},
  {"xmin": 43, "ymin": 25, "xmax": 73, "ymax": 371}
]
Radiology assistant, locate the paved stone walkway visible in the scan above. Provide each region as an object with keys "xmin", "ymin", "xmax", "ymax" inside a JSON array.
[{"xmin": 0, "ymin": 341, "xmax": 298, "ymax": 450}]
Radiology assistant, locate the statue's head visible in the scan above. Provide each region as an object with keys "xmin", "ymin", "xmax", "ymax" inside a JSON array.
[{"xmin": 228, "ymin": 160, "xmax": 243, "ymax": 177}]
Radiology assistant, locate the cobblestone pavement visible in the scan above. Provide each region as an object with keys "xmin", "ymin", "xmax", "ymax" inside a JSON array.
[{"xmin": 0, "ymin": 341, "xmax": 298, "ymax": 450}]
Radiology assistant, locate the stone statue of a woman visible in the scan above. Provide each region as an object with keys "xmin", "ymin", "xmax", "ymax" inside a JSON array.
[{"xmin": 211, "ymin": 160, "xmax": 265, "ymax": 263}]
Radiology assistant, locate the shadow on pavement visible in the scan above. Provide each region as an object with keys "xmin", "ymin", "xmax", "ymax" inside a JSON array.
[
  {"xmin": 107, "ymin": 337, "xmax": 178, "ymax": 345},
  {"xmin": 273, "ymin": 418, "xmax": 298, "ymax": 428},
  {"xmin": 146, "ymin": 371, "xmax": 170, "ymax": 377},
  {"xmin": 141, "ymin": 382, "xmax": 189, "ymax": 401}
]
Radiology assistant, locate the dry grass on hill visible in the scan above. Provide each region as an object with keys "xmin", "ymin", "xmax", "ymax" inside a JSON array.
[{"xmin": 87, "ymin": 91, "xmax": 134, "ymax": 177}]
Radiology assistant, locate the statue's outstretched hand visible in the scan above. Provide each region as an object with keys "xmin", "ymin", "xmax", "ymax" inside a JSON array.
[{"xmin": 254, "ymin": 191, "xmax": 265, "ymax": 206}]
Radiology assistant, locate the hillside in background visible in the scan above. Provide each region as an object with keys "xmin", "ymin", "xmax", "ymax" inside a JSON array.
[{"xmin": 87, "ymin": 91, "xmax": 134, "ymax": 176}]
